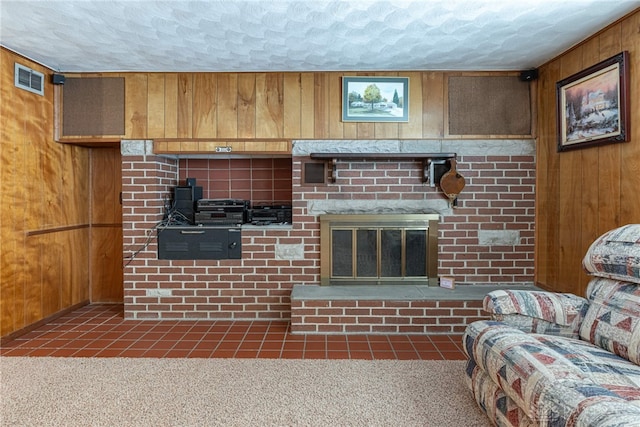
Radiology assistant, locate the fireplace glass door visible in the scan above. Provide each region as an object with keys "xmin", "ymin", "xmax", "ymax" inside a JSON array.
[
  {"xmin": 321, "ymin": 214, "xmax": 438, "ymax": 286},
  {"xmin": 332, "ymin": 227, "xmax": 429, "ymax": 283}
]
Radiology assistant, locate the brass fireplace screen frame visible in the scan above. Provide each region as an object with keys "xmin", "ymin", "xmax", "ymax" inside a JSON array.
[{"xmin": 320, "ymin": 214, "xmax": 439, "ymax": 286}]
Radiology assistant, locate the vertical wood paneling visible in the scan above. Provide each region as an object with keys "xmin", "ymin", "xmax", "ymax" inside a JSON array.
[
  {"xmin": 0, "ymin": 49, "xmax": 18, "ymax": 334},
  {"xmin": 60, "ymin": 146, "xmax": 88, "ymax": 225},
  {"xmin": 314, "ymin": 73, "xmax": 330, "ymax": 138},
  {"xmin": 193, "ymin": 73, "xmax": 217, "ymax": 138},
  {"xmin": 300, "ymin": 73, "xmax": 315, "ymax": 138},
  {"xmin": 91, "ymin": 227, "xmax": 123, "ymax": 302},
  {"xmin": 91, "ymin": 148, "xmax": 122, "ymax": 224},
  {"xmin": 164, "ymin": 73, "xmax": 178, "ymax": 138},
  {"xmin": 23, "ymin": 235, "xmax": 43, "ymax": 326},
  {"xmin": 535, "ymin": 10, "xmax": 640, "ymax": 295},
  {"xmin": 422, "ymin": 72, "xmax": 445, "ymax": 138},
  {"xmin": 125, "ymin": 73, "xmax": 148, "ymax": 139},
  {"xmin": 256, "ymin": 73, "xmax": 283, "ymax": 138},
  {"xmin": 596, "ymin": 25, "xmax": 623, "ymax": 236},
  {"xmin": 237, "ymin": 73, "xmax": 256, "ymax": 138},
  {"xmin": 193, "ymin": 73, "xmax": 219, "ymax": 138},
  {"xmin": 177, "ymin": 73, "xmax": 193, "ymax": 138},
  {"xmin": 356, "ymin": 122, "xmax": 375, "ymax": 139},
  {"xmin": 217, "ymin": 73, "xmax": 238, "ymax": 138},
  {"xmin": 328, "ymin": 73, "xmax": 344, "ymax": 139},
  {"xmin": 117, "ymin": 69, "xmax": 538, "ymax": 143},
  {"xmin": 557, "ymin": 48, "xmax": 584, "ymax": 295},
  {"xmin": 283, "ymin": 73, "xmax": 301, "ymax": 138},
  {"xmin": 399, "ymin": 71, "xmax": 423, "ymax": 138},
  {"xmin": 578, "ymin": 37, "xmax": 603, "ymax": 291},
  {"xmin": 147, "ymin": 74, "xmax": 166, "ymax": 138},
  {"xmin": 373, "ymin": 72, "xmax": 399, "ymax": 139},
  {"xmin": 59, "ymin": 231, "xmax": 73, "ymax": 307},
  {"xmin": 71, "ymin": 228, "xmax": 90, "ymax": 304},
  {"xmin": 537, "ymin": 61, "xmax": 560, "ymax": 292},
  {"xmin": 620, "ymin": 12, "xmax": 640, "ymax": 225},
  {"xmin": 1, "ymin": 49, "xmax": 92, "ymax": 337},
  {"xmin": 41, "ymin": 233, "xmax": 62, "ymax": 317},
  {"xmin": 24, "ymin": 96, "xmax": 44, "ymax": 231}
]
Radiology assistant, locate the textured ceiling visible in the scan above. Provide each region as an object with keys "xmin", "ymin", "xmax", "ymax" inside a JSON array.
[{"xmin": 1, "ymin": 1, "xmax": 638, "ymax": 73}]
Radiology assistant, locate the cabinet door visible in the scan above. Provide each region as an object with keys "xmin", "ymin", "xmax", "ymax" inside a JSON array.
[
  {"xmin": 90, "ymin": 148, "xmax": 123, "ymax": 302},
  {"xmin": 158, "ymin": 227, "xmax": 242, "ymax": 260}
]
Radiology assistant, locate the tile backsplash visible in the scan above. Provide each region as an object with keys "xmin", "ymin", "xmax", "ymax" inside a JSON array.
[{"xmin": 179, "ymin": 158, "xmax": 292, "ymax": 205}]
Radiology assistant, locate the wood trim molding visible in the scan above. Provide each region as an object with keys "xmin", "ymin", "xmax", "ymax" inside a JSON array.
[{"xmin": 26, "ymin": 224, "xmax": 90, "ymax": 237}]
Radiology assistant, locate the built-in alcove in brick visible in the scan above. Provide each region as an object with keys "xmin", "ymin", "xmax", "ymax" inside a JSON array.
[{"xmin": 179, "ymin": 158, "xmax": 292, "ymax": 204}]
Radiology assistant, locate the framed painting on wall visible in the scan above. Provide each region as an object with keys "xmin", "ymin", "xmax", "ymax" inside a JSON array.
[
  {"xmin": 557, "ymin": 51, "xmax": 630, "ymax": 151},
  {"xmin": 342, "ymin": 76, "xmax": 409, "ymax": 122}
]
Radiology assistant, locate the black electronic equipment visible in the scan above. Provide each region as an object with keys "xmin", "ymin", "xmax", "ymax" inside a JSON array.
[
  {"xmin": 195, "ymin": 199, "xmax": 248, "ymax": 226},
  {"xmin": 52, "ymin": 74, "xmax": 66, "ymax": 85},
  {"xmin": 172, "ymin": 179, "xmax": 202, "ymax": 224},
  {"xmin": 519, "ymin": 69, "xmax": 539, "ymax": 82},
  {"xmin": 158, "ymin": 226, "xmax": 241, "ymax": 260},
  {"xmin": 247, "ymin": 204, "xmax": 292, "ymax": 225}
]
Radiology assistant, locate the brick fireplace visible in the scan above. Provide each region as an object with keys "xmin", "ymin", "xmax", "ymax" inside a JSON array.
[{"xmin": 121, "ymin": 139, "xmax": 535, "ymax": 332}]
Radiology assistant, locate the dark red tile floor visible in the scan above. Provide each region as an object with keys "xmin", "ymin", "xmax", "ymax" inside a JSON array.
[{"xmin": 0, "ymin": 304, "xmax": 468, "ymax": 360}]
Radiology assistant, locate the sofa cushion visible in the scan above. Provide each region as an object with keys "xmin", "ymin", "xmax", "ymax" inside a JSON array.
[
  {"xmin": 484, "ymin": 290, "xmax": 588, "ymax": 339},
  {"xmin": 464, "ymin": 320, "xmax": 640, "ymax": 423},
  {"xmin": 583, "ymin": 224, "xmax": 640, "ymax": 284},
  {"xmin": 580, "ymin": 277, "xmax": 640, "ymax": 364}
]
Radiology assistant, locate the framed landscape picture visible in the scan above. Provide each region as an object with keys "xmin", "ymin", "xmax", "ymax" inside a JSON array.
[
  {"xmin": 557, "ymin": 51, "xmax": 630, "ymax": 151},
  {"xmin": 342, "ymin": 76, "xmax": 409, "ymax": 122}
]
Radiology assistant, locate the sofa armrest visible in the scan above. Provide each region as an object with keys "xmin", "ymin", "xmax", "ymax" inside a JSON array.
[{"xmin": 483, "ymin": 290, "xmax": 589, "ymax": 337}]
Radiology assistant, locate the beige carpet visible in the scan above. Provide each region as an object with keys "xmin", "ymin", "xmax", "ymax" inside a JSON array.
[{"xmin": 0, "ymin": 357, "xmax": 490, "ymax": 427}]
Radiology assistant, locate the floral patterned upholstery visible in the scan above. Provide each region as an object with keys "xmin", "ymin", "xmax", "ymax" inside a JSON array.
[{"xmin": 463, "ymin": 224, "xmax": 640, "ymax": 426}]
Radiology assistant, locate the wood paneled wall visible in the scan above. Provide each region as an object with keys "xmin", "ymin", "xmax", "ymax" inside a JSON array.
[
  {"xmin": 61, "ymin": 71, "xmax": 530, "ymax": 142},
  {"xmin": 535, "ymin": 10, "xmax": 640, "ymax": 295},
  {"xmin": 90, "ymin": 148, "xmax": 123, "ymax": 303},
  {"xmin": 0, "ymin": 49, "xmax": 92, "ymax": 337},
  {"xmin": 132, "ymin": 71, "xmax": 440, "ymax": 140}
]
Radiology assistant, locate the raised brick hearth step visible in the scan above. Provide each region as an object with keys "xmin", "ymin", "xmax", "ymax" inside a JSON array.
[{"xmin": 290, "ymin": 284, "xmax": 538, "ymax": 335}]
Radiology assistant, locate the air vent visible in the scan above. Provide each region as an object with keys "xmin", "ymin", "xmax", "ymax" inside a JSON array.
[{"xmin": 14, "ymin": 63, "xmax": 44, "ymax": 96}]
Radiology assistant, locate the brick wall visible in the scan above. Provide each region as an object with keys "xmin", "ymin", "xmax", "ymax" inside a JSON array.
[
  {"xmin": 121, "ymin": 139, "xmax": 535, "ymax": 324},
  {"xmin": 290, "ymin": 299, "xmax": 489, "ymax": 334},
  {"xmin": 293, "ymin": 140, "xmax": 536, "ymax": 286},
  {"xmin": 121, "ymin": 141, "xmax": 313, "ymax": 320},
  {"xmin": 438, "ymin": 154, "xmax": 536, "ymax": 283}
]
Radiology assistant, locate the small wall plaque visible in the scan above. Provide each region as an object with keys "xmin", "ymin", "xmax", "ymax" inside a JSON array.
[{"xmin": 439, "ymin": 276, "xmax": 455, "ymax": 289}]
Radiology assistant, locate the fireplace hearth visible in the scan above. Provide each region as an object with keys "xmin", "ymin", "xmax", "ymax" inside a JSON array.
[{"xmin": 320, "ymin": 214, "xmax": 439, "ymax": 286}]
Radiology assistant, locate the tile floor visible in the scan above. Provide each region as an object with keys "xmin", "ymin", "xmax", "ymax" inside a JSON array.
[{"xmin": 0, "ymin": 304, "xmax": 468, "ymax": 360}]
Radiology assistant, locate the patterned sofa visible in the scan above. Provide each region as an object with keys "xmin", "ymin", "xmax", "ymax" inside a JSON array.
[{"xmin": 463, "ymin": 224, "xmax": 640, "ymax": 427}]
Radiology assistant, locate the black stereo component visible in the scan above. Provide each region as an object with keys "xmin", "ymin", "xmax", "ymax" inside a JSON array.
[
  {"xmin": 195, "ymin": 199, "xmax": 248, "ymax": 226},
  {"xmin": 196, "ymin": 199, "xmax": 247, "ymax": 210},
  {"xmin": 248, "ymin": 204, "xmax": 292, "ymax": 225},
  {"xmin": 194, "ymin": 211, "xmax": 244, "ymax": 226},
  {"xmin": 172, "ymin": 179, "xmax": 202, "ymax": 224}
]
